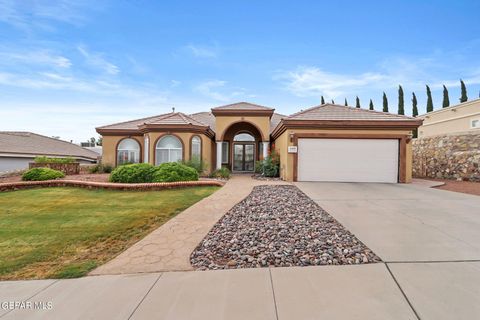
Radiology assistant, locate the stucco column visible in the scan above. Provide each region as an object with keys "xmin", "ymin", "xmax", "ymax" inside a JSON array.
[
  {"xmin": 262, "ymin": 141, "xmax": 269, "ymax": 159},
  {"xmin": 216, "ymin": 141, "xmax": 222, "ymax": 169}
]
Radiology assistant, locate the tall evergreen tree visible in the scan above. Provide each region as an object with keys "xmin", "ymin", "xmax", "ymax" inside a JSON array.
[
  {"xmin": 426, "ymin": 85, "xmax": 433, "ymax": 112},
  {"xmin": 369, "ymin": 99, "xmax": 374, "ymax": 110},
  {"xmin": 331, "ymin": 99, "xmax": 335, "ymax": 104},
  {"xmin": 321, "ymin": 96, "xmax": 325, "ymax": 104},
  {"xmin": 382, "ymin": 92, "xmax": 388, "ymax": 112},
  {"xmin": 459, "ymin": 79, "xmax": 468, "ymax": 103},
  {"xmin": 398, "ymin": 85, "xmax": 405, "ymax": 115},
  {"xmin": 412, "ymin": 92, "xmax": 418, "ymax": 117},
  {"xmin": 344, "ymin": 98, "xmax": 348, "ymax": 106},
  {"xmin": 442, "ymin": 85, "xmax": 450, "ymax": 108},
  {"xmin": 355, "ymin": 96, "xmax": 360, "ymax": 108}
]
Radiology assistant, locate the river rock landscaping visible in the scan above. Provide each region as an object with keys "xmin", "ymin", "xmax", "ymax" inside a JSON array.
[{"xmin": 191, "ymin": 185, "xmax": 381, "ymax": 270}]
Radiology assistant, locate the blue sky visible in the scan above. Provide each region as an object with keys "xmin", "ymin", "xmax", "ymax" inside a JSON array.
[{"xmin": 1, "ymin": 0, "xmax": 479, "ymax": 142}]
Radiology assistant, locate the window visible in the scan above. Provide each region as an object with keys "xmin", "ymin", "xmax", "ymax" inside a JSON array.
[
  {"xmin": 233, "ymin": 133, "xmax": 255, "ymax": 141},
  {"xmin": 221, "ymin": 141, "xmax": 229, "ymax": 164},
  {"xmin": 156, "ymin": 135, "xmax": 183, "ymax": 165},
  {"xmin": 144, "ymin": 135, "xmax": 149, "ymax": 163},
  {"xmin": 472, "ymin": 119, "xmax": 480, "ymax": 129},
  {"xmin": 117, "ymin": 138, "xmax": 140, "ymax": 165},
  {"xmin": 191, "ymin": 136, "xmax": 201, "ymax": 159}
]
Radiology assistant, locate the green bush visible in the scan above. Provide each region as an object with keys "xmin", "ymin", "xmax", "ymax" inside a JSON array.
[
  {"xmin": 34, "ymin": 156, "xmax": 75, "ymax": 164},
  {"xmin": 182, "ymin": 156, "xmax": 207, "ymax": 174},
  {"xmin": 109, "ymin": 163, "xmax": 157, "ymax": 183},
  {"xmin": 22, "ymin": 167, "xmax": 65, "ymax": 181},
  {"xmin": 255, "ymin": 149, "xmax": 280, "ymax": 177},
  {"xmin": 153, "ymin": 162, "xmax": 199, "ymax": 182},
  {"xmin": 209, "ymin": 167, "xmax": 231, "ymax": 179},
  {"xmin": 89, "ymin": 164, "xmax": 113, "ymax": 174}
]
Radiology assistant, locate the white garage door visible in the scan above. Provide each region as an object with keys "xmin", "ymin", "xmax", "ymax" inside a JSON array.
[{"xmin": 297, "ymin": 138, "xmax": 399, "ymax": 183}]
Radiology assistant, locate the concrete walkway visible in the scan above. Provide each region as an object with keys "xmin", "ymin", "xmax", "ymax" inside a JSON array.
[{"xmin": 91, "ymin": 175, "xmax": 288, "ymax": 275}]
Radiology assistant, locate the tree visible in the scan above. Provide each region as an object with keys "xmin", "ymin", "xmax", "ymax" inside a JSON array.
[
  {"xmin": 369, "ymin": 99, "xmax": 374, "ymax": 110},
  {"xmin": 382, "ymin": 92, "xmax": 388, "ymax": 112},
  {"xmin": 426, "ymin": 85, "xmax": 433, "ymax": 112},
  {"xmin": 344, "ymin": 98, "xmax": 348, "ymax": 106},
  {"xmin": 398, "ymin": 85, "xmax": 405, "ymax": 115},
  {"xmin": 331, "ymin": 99, "xmax": 335, "ymax": 104},
  {"xmin": 97, "ymin": 137, "xmax": 103, "ymax": 146},
  {"xmin": 355, "ymin": 96, "xmax": 360, "ymax": 108},
  {"xmin": 321, "ymin": 96, "xmax": 325, "ymax": 104},
  {"xmin": 89, "ymin": 137, "xmax": 96, "ymax": 146},
  {"xmin": 459, "ymin": 79, "xmax": 468, "ymax": 103},
  {"xmin": 412, "ymin": 92, "xmax": 418, "ymax": 117},
  {"xmin": 442, "ymin": 85, "xmax": 450, "ymax": 108}
]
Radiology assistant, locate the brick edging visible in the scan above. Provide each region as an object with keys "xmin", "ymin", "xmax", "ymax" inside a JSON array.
[{"xmin": 0, "ymin": 179, "xmax": 225, "ymax": 192}]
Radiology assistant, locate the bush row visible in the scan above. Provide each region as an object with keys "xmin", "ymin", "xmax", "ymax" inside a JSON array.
[
  {"xmin": 22, "ymin": 167, "xmax": 65, "ymax": 181},
  {"xmin": 109, "ymin": 162, "xmax": 199, "ymax": 183}
]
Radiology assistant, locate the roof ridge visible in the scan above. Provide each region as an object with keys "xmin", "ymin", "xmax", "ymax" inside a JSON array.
[{"xmin": 212, "ymin": 101, "xmax": 274, "ymax": 110}]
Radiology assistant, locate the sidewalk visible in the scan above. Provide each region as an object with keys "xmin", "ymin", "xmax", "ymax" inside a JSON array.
[{"xmin": 91, "ymin": 175, "xmax": 288, "ymax": 275}]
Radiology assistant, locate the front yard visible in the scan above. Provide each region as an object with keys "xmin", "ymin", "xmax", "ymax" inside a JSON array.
[{"xmin": 0, "ymin": 186, "xmax": 218, "ymax": 280}]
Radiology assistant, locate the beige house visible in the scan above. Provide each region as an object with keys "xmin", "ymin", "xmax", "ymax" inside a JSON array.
[
  {"xmin": 418, "ymin": 98, "xmax": 480, "ymax": 137},
  {"xmin": 96, "ymin": 102, "xmax": 422, "ymax": 183}
]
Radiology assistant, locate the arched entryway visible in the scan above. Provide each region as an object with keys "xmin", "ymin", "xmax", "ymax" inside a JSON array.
[{"xmin": 217, "ymin": 121, "xmax": 268, "ymax": 172}]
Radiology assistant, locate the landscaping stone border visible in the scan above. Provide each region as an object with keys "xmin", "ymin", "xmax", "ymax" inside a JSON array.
[{"xmin": 0, "ymin": 179, "xmax": 224, "ymax": 192}]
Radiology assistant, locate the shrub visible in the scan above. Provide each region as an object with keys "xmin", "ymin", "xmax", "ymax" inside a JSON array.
[
  {"xmin": 34, "ymin": 156, "xmax": 75, "ymax": 164},
  {"xmin": 89, "ymin": 164, "xmax": 113, "ymax": 174},
  {"xmin": 182, "ymin": 156, "xmax": 207, "ymax": 174},
  {"xmin": 109, "ymin": 163, "xmax": 157, "ymax": 183},
  {"xmin": 255, "ymin": 149, "xmax": 280, "ymax": 177},
  {"xmin": 153, "ymin": 162, "xmax": 199, "ymax": 182},
  {"xmin": 22, "ymin": 167, "xmax": 65, "ymax": 181},
  {"xmin": 209, "ymin": 167, "xmax": 231, "ymax": 179}
]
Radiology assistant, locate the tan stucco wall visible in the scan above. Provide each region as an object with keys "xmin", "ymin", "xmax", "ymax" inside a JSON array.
[
  {"xmin": 215, "ymin": 116, "xmax": 271, "ymax": 142},
  {"xmin": 273, "ymin": 128, "xmax": 413, "ymax": 183},
  {"xmin": 101, "ymin": 135, "xmax": 143, "ymax": 166},
  {"xmin": 419, "ymin": 99, "xmax": 480, "ymax": 137}
]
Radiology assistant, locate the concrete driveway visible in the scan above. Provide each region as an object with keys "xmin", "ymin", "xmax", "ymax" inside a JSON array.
[{"xmin": 296, "ymin": 182, "xmax": 480, "ymax": 320}]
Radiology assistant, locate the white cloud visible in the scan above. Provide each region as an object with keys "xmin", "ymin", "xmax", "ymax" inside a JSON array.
[
  {"xmin": 194, "ymin": 80, "xmax": 229, "ymax": 101},
  {"xmin": 186, "ymin": 44, "xmax": 218, "ymax": 58},
  {"xmin": 0, "ymin": 49, "xmax": 72, "ymax": 68},
  {"xmin": 77, "ymin": 45, "xmax": 120, "ymax": 75}
]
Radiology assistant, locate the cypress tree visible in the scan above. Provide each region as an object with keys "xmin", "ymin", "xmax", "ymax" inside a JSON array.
[
  {"xmin": 382, "ymin": 92, "xmax": 388, "ymax": 112},
  {"xmin": 412, "ymin": 92, "xmax": 418, "ymax": 117},
  {"xmin": 355, "ymin": 96, "xmax": 360, "ymax": 108},
  {"xmin": 369, "ymin": 99, "xmax": 374, "ymax": 110},
  {"xmin": 442, "ymin": 85, "xmax": 450, "ymax": 108},
  {"xmin": 426, "ymin": 85, "xmax": 433, "ymax": 112},
  {"xmin": 331, "ymin": 99, "xmax": 335, "ymax": 104},
  {"xmin": 459, "ymin": 79, "xmax": 468, "ymax": 102},
  {"xmin": 398, "ymin": 85, "xmax": 405, "ymax": 115},
  {"xmin": 321, "ymin": 96, "xmax": 325, "ymax": 104},
  {"xmin": 344, "ymin": 98, "xmax": 348, "ymax": 106}
]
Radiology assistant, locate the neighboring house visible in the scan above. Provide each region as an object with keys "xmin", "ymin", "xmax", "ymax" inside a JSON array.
[
  {"xmin": 418, "ymin": 98, "xmax": 480, "ymax": 137},
  {"xmin": 96, "ymin": 102, "xmax": 422, "ymax": 183},
  {"xmin": 0, "ymin": 132, "xmax": 99, "ymax": 173}
]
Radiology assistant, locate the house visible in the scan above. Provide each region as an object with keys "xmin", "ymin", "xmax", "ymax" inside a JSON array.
[
  {"xmin": 418, "ymin": 98, "xmax": 480, "ymax": 137},
  {"xmin": 96, "ymin": 102, "xmax": 422, "ymax": 183},
  {"xmin": 0, "ymin": 132, "xmax": 99, "ymax": 173}
]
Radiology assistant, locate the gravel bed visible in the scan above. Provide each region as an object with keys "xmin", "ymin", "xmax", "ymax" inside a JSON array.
[{"xmin": 191, "ymin": 185, "xmax": 381, "ymax": 270}]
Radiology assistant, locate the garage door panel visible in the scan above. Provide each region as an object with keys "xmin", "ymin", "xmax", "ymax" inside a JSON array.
[{"xmin": 297, "ymin": 139, "xmax": 399, "ymax": 183}]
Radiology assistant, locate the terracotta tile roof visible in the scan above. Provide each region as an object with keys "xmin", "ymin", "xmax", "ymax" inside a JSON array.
[
  {"xmin": 189, "ymin": 112, "xmax": 216, "ymax": 130},
  {"xmin": 144, "ymin": 112, "xmax": 209, "ymax": 127},
  {"xmin": 287, "ymin": 104, "xmax": 418, "ymax": 121},
  {"xmin": 270, "ymin": 113, "xmax": 287, "ymax": 133},
  {"xmin": 212, "ymin": 102, "xmax": 274, "ymax": 111},
  {"xmin": 0, "ymin": 132, "xmax": 99, "ymax": 160}
]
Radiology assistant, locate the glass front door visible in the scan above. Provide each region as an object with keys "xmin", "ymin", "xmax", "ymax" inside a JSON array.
[{"xmin": 233, "ymin": 143, "xmax": 255, "ymax": 171}]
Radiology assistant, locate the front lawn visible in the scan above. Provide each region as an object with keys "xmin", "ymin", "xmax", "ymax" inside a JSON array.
[{"xmin": 0, "ymin": 186, "xmax": 219, "ymax": 280}]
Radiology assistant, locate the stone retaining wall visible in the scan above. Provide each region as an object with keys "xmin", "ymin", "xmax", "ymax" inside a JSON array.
[
  {"xmin": 29, "ymin": 162, "xmax": 80, "ymax": 175},
  {"xmin": 412, "ymin": 132, "xmax": 480, "ymax": 181},
  {"xmin": 0, "ymin": 179, "xmax": 224, "ymax": 192}
]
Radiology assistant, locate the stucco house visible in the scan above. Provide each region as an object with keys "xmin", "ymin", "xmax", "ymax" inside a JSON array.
[
  {"xmin": 96, "ymin": 102, "xmax": 422, "ymax": 183},
  {"xmin": 0, "ymin": 131, "xmax": 99, "ymax": 174},
  {"xmin": 418, "ymin": 98, "xmax": 480, "ymax": 137}
]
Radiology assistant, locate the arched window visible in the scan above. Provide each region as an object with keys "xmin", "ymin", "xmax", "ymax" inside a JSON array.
[
  {"xmin": 117, "ymin": 138, "xmax": 140, "ymax": 165},
  {"xmin": 156, "ymin": 135, "xmax": 183, "ymax": 165},
  {"xmin": 234, "ymin": 133, "xmax": 255, "ymax": 141},
  {"xmin": 191, "ymin": 136, "xmax": 201, "ymax": 159}
]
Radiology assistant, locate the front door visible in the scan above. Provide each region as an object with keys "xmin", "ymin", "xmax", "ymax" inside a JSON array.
[{"xmin": 233, "ymin": 143, "xmax": 255, "ymax": 171}]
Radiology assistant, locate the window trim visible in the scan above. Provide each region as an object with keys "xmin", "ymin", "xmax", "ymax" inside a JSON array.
[
  {"xmin": 190, "ymin": 135, "xmax": 202, "ymax": 160},
  {"xmin": 221, "ymin": 141, "xmax": 229, "ymax": 164},
  {"xmin": 144, "ymin": 135, "xmax": 150, "ymax": 163},
  {"xmin": 116, "ymin": 137, "xmax": 142, "ymax": 166},
  {"xmin": 471, "ymin": 119, "xmax": 480, "ymax": 129},
  {"xmin": 154, "ymin": 134, "xmax": 184, "ymax": 165}
]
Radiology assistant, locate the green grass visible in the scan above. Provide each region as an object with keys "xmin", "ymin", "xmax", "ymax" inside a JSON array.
[{"xmin": 0, "ymin": 186, "xmax": 219, "ymax": 280}]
